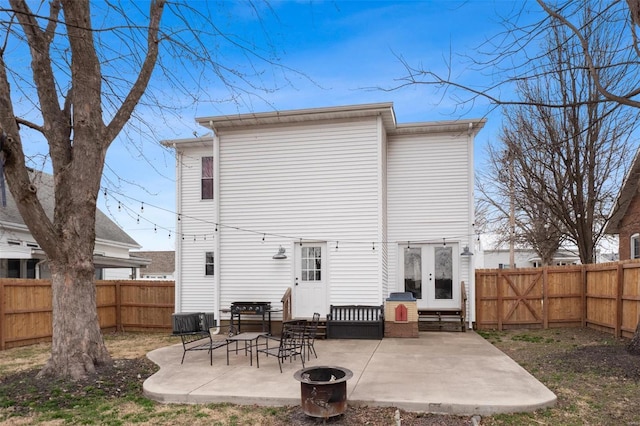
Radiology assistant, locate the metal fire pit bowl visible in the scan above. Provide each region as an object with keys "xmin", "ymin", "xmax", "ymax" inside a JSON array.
[{"xmin": 293, "ymin": 366, "xmax": 353, "ymax": 419}]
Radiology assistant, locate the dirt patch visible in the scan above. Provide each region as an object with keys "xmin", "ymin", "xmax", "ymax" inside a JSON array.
[{"xmin": 0, "ymin": 329, "xmax": 639, "ymax": 425}]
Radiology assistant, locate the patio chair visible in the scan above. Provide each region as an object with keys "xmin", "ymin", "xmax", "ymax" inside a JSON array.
[
  {"xmin": 172, "ymin": 312, "xmax": 229, "ymax": 365},
  {"xmin": 256, "ymin": 321, "xmax": 306, "ymax": 373},
  {"xmin": 304, "ymin": 312, "xmax": 320, "ymax": 360}
]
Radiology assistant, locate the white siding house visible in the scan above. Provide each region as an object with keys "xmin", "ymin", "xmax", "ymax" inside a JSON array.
[
  {"xmin": 165, "ymin": 103, "xmax": 484, "ymax": 325},
  {"xmin": 0, "ymin": 170, "xmax": 149, "ymax": 279}
]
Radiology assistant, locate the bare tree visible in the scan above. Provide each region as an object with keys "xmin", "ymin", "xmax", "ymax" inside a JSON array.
[
  {"xmin": 0, "ymin": 0, "xmax": 292, "ymax": 379},
  {"xmin": 393, "ymin": 0, "xmax": 640, "ymax": 353}
]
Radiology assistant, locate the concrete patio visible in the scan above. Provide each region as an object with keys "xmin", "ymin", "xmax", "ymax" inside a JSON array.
[{"xmin": 143, "ymin": 331, "xmax": 556, "ymax": 416}]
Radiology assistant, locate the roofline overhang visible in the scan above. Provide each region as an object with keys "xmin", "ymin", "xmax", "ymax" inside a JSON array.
[
  {"xmin": 163, "ymin": 102, "xmax": 487, "ymax": 148},
  {"xmin": 31, "ymin": 249, "xmax": 152, "ymax": 268}
]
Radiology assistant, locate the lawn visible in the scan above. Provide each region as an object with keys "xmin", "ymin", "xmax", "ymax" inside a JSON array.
[{"xmin": 0, "ymin": 328, "xmax": 638, "ymax": 425}]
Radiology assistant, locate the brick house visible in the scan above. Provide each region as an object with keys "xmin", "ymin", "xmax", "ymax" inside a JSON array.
[{"xmin": 605, "ymin": 149, "xmax": 640, "ymax": 260}]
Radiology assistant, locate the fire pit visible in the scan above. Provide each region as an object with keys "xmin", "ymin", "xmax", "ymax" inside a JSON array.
[{"xmin": 293, "ymin": 366, "xmax": 353, "ymax": 419}]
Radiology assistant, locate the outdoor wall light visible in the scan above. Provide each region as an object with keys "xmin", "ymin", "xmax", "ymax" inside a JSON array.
[
  {"xmin": 273, "ymin": 246, "xmax": 287, "ymax": 259},
  {"xmin": 461, "ymin": 246, "xmax": 473, "ymax": 256}
]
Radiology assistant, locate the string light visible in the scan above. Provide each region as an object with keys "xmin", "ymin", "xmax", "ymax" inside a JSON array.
[{"xmin": 102, "ymin": 186, "xmax": 479, "ymax": 248}]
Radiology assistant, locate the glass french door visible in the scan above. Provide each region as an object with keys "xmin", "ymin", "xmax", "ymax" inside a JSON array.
[{"xmin": 403, "ymin": 243, "xmax": 459, "ymax": 309}]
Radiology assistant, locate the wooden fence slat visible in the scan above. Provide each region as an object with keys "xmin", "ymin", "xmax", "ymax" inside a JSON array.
[
  {"xmin": 475, "ymin": 260, "xmax": 640, "ymax": 339},
  {"xmin": 0, "ymin": 279, "xmax": 175, "ymax": 350}
]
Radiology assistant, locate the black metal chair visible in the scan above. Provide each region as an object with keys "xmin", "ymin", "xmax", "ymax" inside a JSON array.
[
  {"xmin": 304, "ymin": 312, "xmax": 320, "ymax": 360},
  {"xmin": 172, "ymin": 312, "xmax": 229, "ymax": 365},
  {"xmin": 256, "ymin": 321, "xmax": 306, "ymax": 373}
]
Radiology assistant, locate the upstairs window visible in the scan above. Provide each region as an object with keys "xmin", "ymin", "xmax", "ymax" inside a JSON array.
[
  {"xmin": 631, "ymin": 233, "xmax": 640, "ymax": 259},
  {"xmin": 202, "ymin": 156, "xmax": 213, "ymax": 200},
  {"xmin": 205, "ymin": 251, "xmax": 214, "ymax": 276}
]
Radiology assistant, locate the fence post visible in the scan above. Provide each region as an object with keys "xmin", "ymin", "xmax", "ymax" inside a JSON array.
[
  {"xmin": 616, "ymin": 262, "xmax": 624, "ymax": 338},
  {"xmin": 0, "ymin": 280, "xmax": 4, "ymax": 350},
  {"xmin": 581, "ymin": 265, "xmax": 587, "ymax": 328},
  {"xmin": 497, "ymin": 270, "xmax": 503, "ymax": 331},
  {"xmin": 542, "ymin": 267, "xmax": 549, "ymax": 329},
  {"xmin": 115, "ymin": 281, "xmax": 123, "ymax": 332}
]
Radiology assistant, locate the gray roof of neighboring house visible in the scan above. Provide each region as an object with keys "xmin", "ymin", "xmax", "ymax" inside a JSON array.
[
  {"xmin": 132, "ymin": 251, "xmax": 175, "ymax": 274},
  {"xmin": 0, "ymin": 170, "xmax": 139, "ymax": 247}
]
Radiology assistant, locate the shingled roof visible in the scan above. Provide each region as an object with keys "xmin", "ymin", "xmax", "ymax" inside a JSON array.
[
  {"xmin": 0, "ymin": 169, "xmax": 139, "ymax": 247},
  {"xmin": 132, "ymin": 251, "xmax": 175, "ymax": 274}
]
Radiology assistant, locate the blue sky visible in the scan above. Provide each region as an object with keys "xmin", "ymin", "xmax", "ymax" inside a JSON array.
[{"xmin": 101, "ymin": 0, "xmax": 539, "ymax": 251}]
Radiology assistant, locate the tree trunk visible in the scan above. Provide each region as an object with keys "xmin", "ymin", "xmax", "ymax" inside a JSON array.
[
  {"xmin": 628, "ymin": 320, "xmax": 640, "ymax": 356},
  {"xmin": 38, "ymin": 261, "xmax": 111, "ymax": 380}
]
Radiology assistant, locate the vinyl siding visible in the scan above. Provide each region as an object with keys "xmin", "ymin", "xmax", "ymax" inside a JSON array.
[
  {"xmin": 218, "ymin": 118, "xmax": 384, "ymax": 311},
  {"xmin": 387, "ymin": 132, "xmax": 473, "ymax": 294},
  {"xmin": 175, "ymin": 144, "xmax": 217, "ymax": 312}
]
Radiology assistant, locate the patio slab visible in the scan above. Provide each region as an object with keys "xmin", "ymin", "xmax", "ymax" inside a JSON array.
[{"xmin": 143, "ymin": 331, "xmax": 556, "ymax": 415}]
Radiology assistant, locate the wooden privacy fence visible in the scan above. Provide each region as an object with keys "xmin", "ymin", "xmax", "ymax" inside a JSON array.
[
  {"xmin": 0, "ymin": 279, "xmax": 175, "ymax": 350},
  {"xmin": 476, "ymin": 260, "xmax": 640, "ymax": 338}
]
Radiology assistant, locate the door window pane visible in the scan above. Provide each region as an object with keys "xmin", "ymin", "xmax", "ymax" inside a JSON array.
[
  {"xmin": 301, "ymin": 246, "xmax": 321, "ymax": 281},
  {"xmin": 434, "ymin": 246, "xmax": 453, "ymax": 299},
  {"xmin": 404, "ymin": 248, "xmax": 422, "ymax": 299}
]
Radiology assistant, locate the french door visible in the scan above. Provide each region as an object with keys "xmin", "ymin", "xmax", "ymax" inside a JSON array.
[{"xmin": 403, "ymin": 243, "xmax": 459, "ymax": 309}]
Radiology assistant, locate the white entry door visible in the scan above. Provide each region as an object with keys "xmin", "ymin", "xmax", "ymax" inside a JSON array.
[
  {"xmin": 403, "ymin": 243, "xmax": 460, "ymax": 310},
  {"xmin": 294, "ymin": 243, "xmax": 328, "ymax": 318}
]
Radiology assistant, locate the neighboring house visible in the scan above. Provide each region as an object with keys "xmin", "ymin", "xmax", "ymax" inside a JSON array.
[
  {"xmin": 0, "ymin": 170, "xmax": 150, "ymax": 279},
  {"xmin": 475, "ymin": 234, "xmax": 579, "ymax": 268},
  {"xmin": 131, "ymin": 251, "xmax": 175, "ymax": 280},
  {"xmin": 164, "ymin": 102, "xmax": 485, "ymax": 325},
  {"xmin": 475, "ymin": 234, "xmax": 616, "ymax": 268},
  {"xmin": 605, "ymin": 147, "xmax": 640, "ymax": 260}
]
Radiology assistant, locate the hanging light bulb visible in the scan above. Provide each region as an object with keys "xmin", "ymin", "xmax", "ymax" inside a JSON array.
[
  {"xmin": 140, "ymin": 202, "xmax": 144, "ymax": 213},
  {"xmin": 372, "ymin": 242, "xmax": 376, "ymax": 251},
  {"xmin": 154, "ymin": 224, "xmax": 157, "ymax": 233},
  {"xmin": 136, "ymin": 215, "xmax": 140, "ymax": 224},
  {"xmin": 118, "ymin": 202, "xmax": 121, "ymax": 211},
  {"xmin": 178, "ymin": 214, "xmax": 181, "ymax": 221}
]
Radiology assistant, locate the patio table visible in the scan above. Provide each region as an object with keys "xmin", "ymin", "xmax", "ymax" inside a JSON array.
[{"xmin": 226, "ymin": 332, "xmax": 265, "ymax": 366}]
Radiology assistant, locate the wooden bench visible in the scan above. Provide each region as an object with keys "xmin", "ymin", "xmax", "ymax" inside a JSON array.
[
  {"xmin": 326, "ymin": 305, "xmax": 384, "ymax": 339},
  {"xmin": 171, "ymin": 312, "xmax": 228, "ymax": 365}
]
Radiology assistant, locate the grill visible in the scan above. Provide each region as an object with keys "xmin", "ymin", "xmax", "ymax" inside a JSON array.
[
  {"xmin": 230, "ymin": 301, "xmax": 271, "ymax": 315},
  {"xmin": 228, "ymin": 301, "xmax": 275, "ymax": 335}
]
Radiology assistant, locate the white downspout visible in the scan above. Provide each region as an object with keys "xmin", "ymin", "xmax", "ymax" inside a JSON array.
[
  {"xmin": 174, "ymin": 145, "xmax": 183, "ymax": 314},
  {"xmin": 467, "ymin": 122, "xmax": 475, "ymax": 330},
  {"xmin": 213, "ymin": 122, "xmax": 222, "ymax": 334}
]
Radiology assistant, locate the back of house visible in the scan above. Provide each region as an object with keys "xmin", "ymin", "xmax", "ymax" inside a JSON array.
[{"xmin": 165, "ymin": 102, "xmax": 484, "ymax": 327}]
